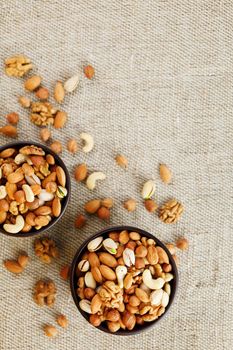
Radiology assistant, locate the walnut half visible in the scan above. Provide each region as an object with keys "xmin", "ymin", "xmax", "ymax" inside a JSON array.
[{"xmin": 5, "ymin": 55, "xmax": 33, "ymax": 77}]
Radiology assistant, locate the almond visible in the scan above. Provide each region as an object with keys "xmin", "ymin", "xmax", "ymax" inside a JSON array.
[
  {"xmin": 84, "ymin": 65, "xmax": 95, "ymax": 79},
  {"xmin": 91, "ymin": 294, "xmax": 102, "ymax": 314},
  {"xmin": 84, "ymin": 199, "xmax": 101, "ymax": 214},
  {"xmin": 88, "ymin": 252, "xmax": 100, "ymax": 267},
  {"xmin": 101, "ymin": 198, "xmax": 113, "ymax": 209},
  {"xmin": 74, "ymin": 164, "xmax": 88, "ymax": 182},
  {"xmin": 54, "ymin": 111, "xmax": 67, "ymax": 129},
  {"xmin": 4, "ymin": 260, "xmax": 23, "ymax": 274},
  {"xmin": 147, "ymin": 245, "xmax": 159, "ymax": 265},
  {"xmin": 50, "ymin": 141, "xmax": 62, "ymax": 154},
  {"xmin": 52, "ymin": 197, "xmax": 61, "ymax": 217},
  {"xmin": 159, "ymin": 164, "xmax": 172, "ymax": 184},
  {"xmin": 24, "ymin": 75, "xmax": 41, "ymax": 91},
  {"xmin": 75, "ymin": 214, "xmax": 86, "ymax": 228},
  {"xmin": 0, "ymin": 125, "xmax": 17, "ymax": 137},
  {"xmin": 30, "ymin": 155, "xmax": 45, "ymax": 167},
  {"xmin": 99, "ymin": 265, "xmax": 116, "ymax": 281},
  {"xmin": 0, "ymin": 148, "xmax": 16, "ymax": 158},
  {"xmin": 60, "ymin": 265, "xmax": 70, "ymax": 280},
  {"xmin": 42, "ymin": 172, "xmax": 56, "ymax": 188},
  {"xmin": 7, "ymin": 171, "xmax": 24, "ymax": 184},
  {"xmin": 91, "ymin": 266, "xmax": 103, "ymax": 283},
  {"xmin": 99, "ymin": 252, "xmax": 117, "ymax": 268},
  {"xmin": 54, "ymin": 81, "xmax": 65, "ymax": 103},
  {"xmin": 34, "ymin": 206, "xmax": 52, "ymax": 216},
  {"xmin": 56, "ymin": 166, "xmax": 66, "ymax": 187},
  {"xmin": 156, "ymin": 246, "xmax": 169, "ymax": 264},
  {"xmin": 67, "ymin": 139, "xmax": 78, "ymax": 153}
]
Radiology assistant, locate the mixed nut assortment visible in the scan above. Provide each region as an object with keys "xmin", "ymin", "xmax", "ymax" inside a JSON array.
[
  {"xmin": 0, "ymin": 144, "xmax": 67, "ymax": 234},
  {"xmin": 75, "ymin": 230, "xmax": 175, "ymax": 333}
]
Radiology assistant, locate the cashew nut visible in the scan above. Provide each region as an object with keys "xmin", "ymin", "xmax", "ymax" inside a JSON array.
[
  {"xmin": 22, "ymin": 184, "xmax": 35, "ymax": 203},
  {"xmin": 3, "ymin": 215, "xmax": 25, "ymax": 234},
  {"xmin": 14, "ymin": 153, "xmax": 27, "ymax": 165},
  {"xmin": 79, "ymin": 299, "xmax": 92, "ymax": 314},
  {"xmin": 86, "ymin": 172, "xmax": 106, "ymax": 190},
  {"xmin": 80, "ymin": 132, "xmax": 94, "ymax": 153},
  {"xmin": 116, "ymin": 265, "xmax": 127, "ymax": 288},
  {"xmin": 0, "ymin": 186, "xmax": 7, "ymax": 199},
  {"xmin": 150, "ymin": 289, "xmax": 163, "ymax": 306},
  {"xmin": 142, "ymin": 269, "xmax": 165, "ymax": 290}
]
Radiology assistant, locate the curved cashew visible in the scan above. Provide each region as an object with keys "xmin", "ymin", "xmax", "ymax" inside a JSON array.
[
  {"xmin": 3, "ymin": 215, "xmax": 25, "ymax": 234},
  {"xmin": 150, "ymin": 289, "xmax": 163, "ymax": 306},
  {"xmin": 22, "ymin": 184, "xmax": 35, "ymax": 203},
  {"xmin": 80, "ymin": 132, "xmax": 94, "ymax": 153},
  {"xmin": 14, "ymin": 153, "xmax": 27, "ymax": 165},
  {"xmin": 79, "ymin": 299, "xmax": 92, "ymax": 314},
  {"xmin": 142, "ymin": 269, "xmax": 165, "ymax": 290},
  {"xmin": 86, "ymin": 172, "xmax": 106, "ymax": 190},
  {"xmin": 116, "ymin": 265, "xmax": 127, "ymax": 288}
]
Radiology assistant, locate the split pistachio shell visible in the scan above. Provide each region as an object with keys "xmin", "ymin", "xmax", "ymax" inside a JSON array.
[
  {"xmin": 123, "ymin": 248, "xmax": 135, "ymax": 267},
  {"xmin": 116, "ymin": 265, "xmax": 127, "ymax": 288},
  {"xmin": 87, "ymin": 236, "xmax": 103, "ymax": 252},
  {"xmin": 141, "ymin": 180, "xmax": 156, "ymax": 199},
  {"xmin": 79, "ymin": 299, "xmax": 92, "ymax": 314},
  {"xmin": 103, "ymin": 238, "xmax": 118, "ymax": 255},
  {"xmin": 84, "ymin": 272, "xmax": 96, "ymax": 289},
  {"xmin": 56, "ymin": 186, "xmax": 67, "ymax": 199},
  {"xmin": 78, "ymin": 260, "xmax": 90, "ymax": 272}
]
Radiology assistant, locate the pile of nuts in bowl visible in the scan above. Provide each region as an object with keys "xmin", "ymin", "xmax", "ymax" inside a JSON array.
[
  {"xmin": 0, "ymin": 144, "xmax": 67, "ymax": 234},
  {"xmin": 75, "ymin": 230, "xmax": 175, "ymax": 333}
]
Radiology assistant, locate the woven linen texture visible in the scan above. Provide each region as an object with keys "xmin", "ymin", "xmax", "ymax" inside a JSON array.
[{"xmin": 0, "ymin": 1, "xmax": 233, "ymax": 349}]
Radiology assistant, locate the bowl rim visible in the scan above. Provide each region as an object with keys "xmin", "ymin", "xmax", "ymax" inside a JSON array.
[
  {"xmin": 70, "ymin": 225, "xmax": 179, "ymax": 336},
  {"xmin": 0, "ymin": 140, "xmax": 71, "ymax": 237}
]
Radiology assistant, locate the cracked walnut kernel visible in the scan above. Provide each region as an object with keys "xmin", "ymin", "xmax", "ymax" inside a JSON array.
[{"xmin": 5, "ymin": 55, "xmax": 33, "ymax": 77}]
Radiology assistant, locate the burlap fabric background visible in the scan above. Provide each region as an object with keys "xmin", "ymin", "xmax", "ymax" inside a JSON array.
[{"xmin": 0, "ymin": 1, "xmax": 232, "ymax": 349}]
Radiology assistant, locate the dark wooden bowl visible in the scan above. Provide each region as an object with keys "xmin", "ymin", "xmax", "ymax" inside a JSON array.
[
  {"xmin": 0, "ymin": 140, "xmax": 71, "ymax": 237},
  {"xmin": 70, "ymin": 226, "xmax": 178, "ymax": 335}
]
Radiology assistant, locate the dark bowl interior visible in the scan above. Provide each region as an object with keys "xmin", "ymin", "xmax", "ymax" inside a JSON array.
[
  {"xmin": 0, "ymin": 140, "xmax": 71, "ymax": 237},
  {"xmin": 70, "ymin": 226, "xmax": 178, "ymax": 335}
]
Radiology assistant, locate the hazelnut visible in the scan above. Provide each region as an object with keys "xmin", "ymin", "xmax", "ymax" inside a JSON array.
[
  {"xmin": 44, "ymin": 325, "xmax": 58, "ymax": 337},
  {"xmin": 75, "ymin": 164, "xmax": 87, "ymax": 182},
  {"xmin": 84, "ymin": 65, "xmax": 95, "ymax": 79},
  {"xmin": 163, "ymin": 263, "xmax": 172, "ymax": 272},
  {"xmin": 56, "ymin": 314, "xmax": 68, "ymax": 328},
  {"xmin": 89, "ymin": 314, "xmax": 102, "ymax": 327},
  {"xmin": 107, "ymin": 321, "xmax": 121, "ymax": 333},
  {"xmin": 105, "ymin": 309, "xmax": 120, "ymax": 322},
  {"xmin": 18, "ymin": 96, "xmax": 31, "ymax": 108},
  {"xmin": 67, "ymin": 139, "xmax": 78, "ymax": 154},
  {"xmin": 122, "ymin": 311, "xmax": 136, "ymax": 330},
  {"xmin": 40, "ymin": 128, "xmax": 51, "ymax": 142},
  {"xmin": 115, "ymin": 154, "xmax": 128, "ymax": 168},
  {"xmin": 119, "ymin": 230, "xmax": 129, "ymax": 244},
  {"xmin": 97, "ymin": 207, "xmax": 110, "ymax": 220},
  {"xmin": 75, "ymin": 214, "xmax": 86, "ymax": 228},
  {"xmin": 60, "ymin": 265, "xmax": 70, "ymax": 280},
  {"xmin": 50, "ymin": 141, "xmax": 62, "ymax": 154},
  {"xmin": 109, "ymin": 232, "xmax": 119, "ymax": 242},
  {"xmin": 125, "ymin": 240, "xmax": 137, "ymax": 251},
  {"xmin": 123, "ymin": 199, "xmax": 136, "ymax": 212},
  {"xmin": 101, "ymin": 198, "xmax": 113, "ymax": 209},
  {"xmin": 176, "ymin": 237, "xmax": 189, "ymax": 251},
  {"xmin": 144, "ymin": 199, "xmax": 158, "ymax": 212},
  {"xmin": 6, "ymin": 112, "xmax": 19, "ymax": 124},
  {"xmin": 84, "ymin": 288, "xmax": 96, "ymax": 300},
  {"xmin": 35, "ymin": 87, "xmax": 49, "ymax": 100}
]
